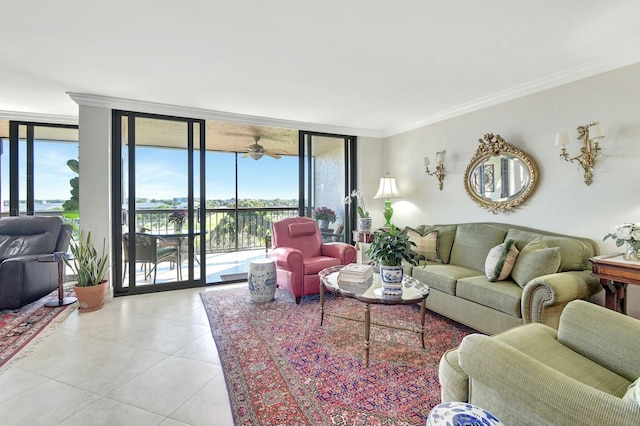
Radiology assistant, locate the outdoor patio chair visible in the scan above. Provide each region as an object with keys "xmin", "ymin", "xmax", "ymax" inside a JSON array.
[{"xmin": 122, "ymin": 233, "xmax": 181, "ymax": 283}]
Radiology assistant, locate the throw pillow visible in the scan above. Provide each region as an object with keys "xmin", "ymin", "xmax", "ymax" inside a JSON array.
[
  {"xmin": 511, "ymin": 239, "xmax": 562, "ymax": 288},
  {"xmin": 485, "ymin": 239, "xmax": 519, "ymax": 282},
  {"xmin": 406, "ymin": 228, "xmax": 439, "ymax": 262},
  {"xmin": 624, "ymin": 377, "xmax": 640, "ymax": 405}
]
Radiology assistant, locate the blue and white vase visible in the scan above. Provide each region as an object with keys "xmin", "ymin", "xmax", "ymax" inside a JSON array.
[
  {"xmin": 248, "ymin": 259, "xmax": 277, "ymax": 302},
  {"xmin": 358, "ymin": 217, "xmax": 372, "ymax": 232},
  {"xmin": 379, "ymin": 264, "xmax": 403, "ymax": 295}
]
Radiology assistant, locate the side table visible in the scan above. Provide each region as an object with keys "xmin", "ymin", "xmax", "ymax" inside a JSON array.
[
  {"xmin": 39, "ymin": 252, "xmax": 77, "ymax": 307},
  {"xmin": 590, "ymin": 253, "xmax": 640, "ymax": 314},
  {"xmin": 352, "ymin": 230, "xmax": 374, "ymax": 264},
  {"xmin": 248, "ymin": 258, "xmax": 277, "ymax": 302}
]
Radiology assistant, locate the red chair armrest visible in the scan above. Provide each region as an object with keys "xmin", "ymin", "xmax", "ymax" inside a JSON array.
[
  {"xmin": 269, "ymin": 247, "xmax": 304, "ymax": 271},
  {"xmin": 321, "ymin": 242, "xmax": 356, "ymax": 264}
]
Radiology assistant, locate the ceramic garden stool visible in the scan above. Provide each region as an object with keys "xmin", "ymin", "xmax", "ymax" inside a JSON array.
[
  {"xmin": 248, "ymin": 258, "xmax": 277, "ymax": 302},
  {"xmin": 426, "ymin": 402, "xmax": 504, "ymax": 426}
]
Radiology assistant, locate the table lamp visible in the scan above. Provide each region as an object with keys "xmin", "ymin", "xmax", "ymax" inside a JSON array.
[{"xmin": 373, "ymin": 175, "xmax": 401, "ymax": 227}]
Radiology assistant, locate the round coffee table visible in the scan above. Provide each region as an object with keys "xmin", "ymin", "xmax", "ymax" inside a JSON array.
[{"xmin": 318, "ymin": 265, "xmax": 429, "ymax": 367}]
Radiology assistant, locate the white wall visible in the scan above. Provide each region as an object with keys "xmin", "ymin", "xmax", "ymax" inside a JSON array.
[
  {"xmin": 370, "ymin": 62, "xmax": 640, "ymax": 318},
  {"xmin": 78, "ymin": 105, "xmax": 113, "ymax": 300}
]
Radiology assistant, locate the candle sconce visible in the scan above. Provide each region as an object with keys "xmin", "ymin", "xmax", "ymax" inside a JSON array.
[
  {"xmin": 556, "ymin": 122, "xmax": 604, "ymax": 185},
  {"xmin": 424, "ymin": 150, "xmax": 446, "ymax": 190}
]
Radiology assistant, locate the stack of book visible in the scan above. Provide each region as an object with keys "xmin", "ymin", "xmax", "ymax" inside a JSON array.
[{"xmin": 338, "ymin": 263, "xmax": 373, "ymax": 284}]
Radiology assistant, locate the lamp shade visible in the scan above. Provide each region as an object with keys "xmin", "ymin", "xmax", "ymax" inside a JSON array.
[
  {"xmin": 555, "ymin": 132, "xmax": 570, "ymax": 146},
  {"xmin": 588, "ymin": 124, "xmax": 605, "ymax": 140},
  {"xmin": 374, "ymin": 177, "xmax": 400, "ymax": 199},
  {"xmin": 248, "ymin": 151, "xmax": 264, "ymax": 160}
]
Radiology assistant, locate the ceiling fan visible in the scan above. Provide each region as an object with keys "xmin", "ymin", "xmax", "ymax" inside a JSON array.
[{"xmin": 243, "ymin": 136, "xmax": 281, "ymax": 160}]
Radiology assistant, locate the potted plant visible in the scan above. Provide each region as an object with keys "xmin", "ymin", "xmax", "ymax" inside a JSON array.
[
  {"xmin": 366, "ymin": 225, "xmax": 423, "ymax": 293},
  {"xmin": 313, "ymin": 206, "xmax": 337, "ymax": 230},
  {"xmin": 63, "ymin": 230, "xmax": 109, "ymax": 312},
  {"xmin": 168, "ymin": 210, "xmax": 186, "ymax": 233},
  {"xmin": 344, "ymin": 189, "xmax": 372, "ymax": 231}
]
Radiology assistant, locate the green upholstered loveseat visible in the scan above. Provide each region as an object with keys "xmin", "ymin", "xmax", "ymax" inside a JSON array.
[
  {"xmin": 439, "ymin": 300, "xmax": 640, "ymax": 425},
  {"xmin": 405, "ymin": 222, "xmax": 602, "ymax": 335}
]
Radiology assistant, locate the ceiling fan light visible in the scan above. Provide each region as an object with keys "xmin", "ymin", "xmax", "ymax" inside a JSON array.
[{"xmin": 249, "ymin": 151, "xmax": 264, "ymax": 160}]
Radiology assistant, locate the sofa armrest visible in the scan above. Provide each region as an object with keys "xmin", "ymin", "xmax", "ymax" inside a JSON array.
[
  {"xmin": 458, "ymin": 334, "xmax": 640, "ymax": 426},
  {"xmin": 558, "ymin": 300, "xmax": 640, "ymax": 381},
  {"xmin": 0, "ymin": 255, "xmax": 58, "ymax": 309},
  {"xmin": 321, "ymin": 242, "xmax": 356, "ymax": 264},
  {"xmin": 521, "ymin": 270, "xmax": 602, "ymax": 327},
  {"xmin": 269, "ymin": 247, "xmax": 304, "ymax": 272}
]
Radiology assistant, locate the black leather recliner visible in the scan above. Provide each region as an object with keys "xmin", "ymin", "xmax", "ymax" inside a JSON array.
[{"xmin": 0, "ymin": 216, "xmax": 72, "ymax": 309}]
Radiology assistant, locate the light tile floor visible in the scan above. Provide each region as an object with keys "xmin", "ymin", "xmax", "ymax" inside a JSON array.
[{"xmin": 0, "ymin": 285, "xmax": 240, "ymax": 425}]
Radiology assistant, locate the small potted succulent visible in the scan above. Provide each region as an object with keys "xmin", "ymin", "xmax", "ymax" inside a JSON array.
[
  {"xmin": 64, "ymin": 230, "xmax": 109, "ymax": 312},
  {"xmin": 366, "ymin": 225, "xmax": 423, "ymax": 293}
]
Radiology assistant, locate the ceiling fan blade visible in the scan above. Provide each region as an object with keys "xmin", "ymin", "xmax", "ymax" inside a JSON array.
[
  {"xmin": 242, "ymin": 152, "xmax": 249, "ymax": 158},
  {"xmin": 264, "ymin": 152, "xmax": 281, "ymax": 159}
]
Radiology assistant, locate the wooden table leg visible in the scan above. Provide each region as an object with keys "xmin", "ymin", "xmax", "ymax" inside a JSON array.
[
  {"xmin": 602, "ymin": 279, "xmax": 627, "ymax": 314},
  {"xmin": 364, "ymin": 303, "xmax": 371, "ymax": 367}
]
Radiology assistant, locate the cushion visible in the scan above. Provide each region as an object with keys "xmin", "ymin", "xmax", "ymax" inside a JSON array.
[
  {"xmin": 406, "ymin": 228, "xmax": 439, "ymax": 261},
  {"xmin": 449, "ymin": 224, "xmax": 507, "ymax": 271},
  {"xmin": 288, "ymin": 222, "xmax": 317, "ymax": 237},
  {"xmin": 485, "ymin": 239, "xmax": 519, "ymax": 281},
  {"xmin": 511, "ymin": 239, "xmax": 561, "ymax": 288},
  {"xmin": 411, "ymin": 224, "xmax": 457, "ymax": 264},
  {"xmin": 624, "ymin": 377, "xmax": 640, "ymax": 404},
  {"xmin": 542, "ymin": 236, "xmax": 592, "ymax": 272}
]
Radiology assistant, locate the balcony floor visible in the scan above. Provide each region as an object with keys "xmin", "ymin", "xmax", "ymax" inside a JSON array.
[{"xmin": 124, "ymin": 248, "xmax": 269, "ymax": 287}]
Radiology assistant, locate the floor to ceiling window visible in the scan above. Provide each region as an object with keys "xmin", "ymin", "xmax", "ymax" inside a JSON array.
[
  {"xmin": 0, "ymin": 121, "xmax": 79, "ymax": 227},
  {"xmin": 111, "ymin": 112, "xmax": 357, "ymax": 295},
  {"xmin": 301, "ymin": 131, "xmax": 357, "ymax": 243},
  {"xmin": 113, "ymin": 112, "xmax": 205, "ymax": 295}
]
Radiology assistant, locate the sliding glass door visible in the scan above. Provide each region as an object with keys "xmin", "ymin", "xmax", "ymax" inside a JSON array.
[
  {"xmin": 2, "ymin": 122, "xmax": 79, "ymax": 226},
  {"xmin": 300, "ymin": 131, "xmax": 357, "ymax": 243},
  {"xmin": 113, "ymin": 112, "xmax": 205, "ymax": 295}
]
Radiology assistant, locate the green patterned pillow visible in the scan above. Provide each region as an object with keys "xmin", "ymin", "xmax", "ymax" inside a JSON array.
[
  {"xmin": 485, "ymin": 239, "xmax": 519, "ymax": 281},
  {"xmin": 511, "ymin": 239, "xmax": 561, "ymax": 288},
  {"xmin": 406, "ymin": 228, "xmax": 439, "ymax": 262}
]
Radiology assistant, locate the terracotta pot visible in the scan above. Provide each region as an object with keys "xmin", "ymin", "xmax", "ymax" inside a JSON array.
[{"xmin": 74, "ymin": 280, "xmax": 108, "ymax": 313}]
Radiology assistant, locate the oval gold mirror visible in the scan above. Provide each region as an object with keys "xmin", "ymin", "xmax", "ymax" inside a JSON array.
[{"xmin": 464, "ymin": 133, "xmax": 538, "ymax": 214}]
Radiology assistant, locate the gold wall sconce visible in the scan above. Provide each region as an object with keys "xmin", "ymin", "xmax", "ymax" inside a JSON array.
[
  {"xmin": 424, "ymin": 150, "xmax": 446, "ymax": 190},
  {"xmin": 556, "ymin": 122, "xmax": 604, "ymax": 185}
]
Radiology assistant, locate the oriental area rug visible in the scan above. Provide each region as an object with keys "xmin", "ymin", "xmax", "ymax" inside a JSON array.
[
  {"xmin": 0, "ymin": 287, "xmax": 76, "ymax": 368},
  {"xmin": 201, "ymin": 287, "xmax": 476, "ymax": 425}
]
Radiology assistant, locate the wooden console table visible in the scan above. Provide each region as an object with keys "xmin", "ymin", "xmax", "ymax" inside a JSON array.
[{"xmin": 590, "ymin": 254, "xmax": 640, "ymax": 314}]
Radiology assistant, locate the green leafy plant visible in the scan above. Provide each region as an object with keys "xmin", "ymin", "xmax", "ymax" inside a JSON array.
[
  {"xmin": 366, "ymin": 225, "xmax": 423, "ymax": 266},
  {"xmin": 167, "ymin": 210, "xmax": 187, "ymax": 225},
  {"xmin": 63, "ymin": 230, "xmax": 109, "ymax": 287}
]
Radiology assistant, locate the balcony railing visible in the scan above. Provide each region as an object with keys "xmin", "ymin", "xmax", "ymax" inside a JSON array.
[{"xmin": 132, "ymin": 207, "xmax": 299, "ymax": 253}]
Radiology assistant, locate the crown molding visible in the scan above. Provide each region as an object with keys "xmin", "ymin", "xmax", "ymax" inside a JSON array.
[
  {"xmin": 67, "ymin": 93, "xmax": 382, "ymax": 138},
  {"xmin": 383, "ymin": 48, "xmax": 640, "ymax": 137},
  {"xmin": 0, "ymin": 110, "xmax": 78, "ymax": 125}
]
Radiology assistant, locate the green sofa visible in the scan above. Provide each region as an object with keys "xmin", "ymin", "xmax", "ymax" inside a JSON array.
[
  {"xmin": 405, "ymin": 222, "xmax": 602, "ymax": 335},
  {"xmin": 439, "ymin": 300, "xmax": 640, "ymax": 425}
]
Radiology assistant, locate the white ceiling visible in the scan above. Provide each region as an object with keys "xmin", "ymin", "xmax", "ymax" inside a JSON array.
[{"xmin": 2, "ymin": 1, "xmax": 640, "ymax": 137}]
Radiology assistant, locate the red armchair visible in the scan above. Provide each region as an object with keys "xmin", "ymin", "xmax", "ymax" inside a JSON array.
[{"xmin": 269, "ymin": 217, "xmax": 356, "ymax": 303}]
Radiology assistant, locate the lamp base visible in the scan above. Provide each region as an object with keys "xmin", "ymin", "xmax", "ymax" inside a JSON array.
[{"xmin": 383, "ymin": 200, "xmax": 393, "ymax": 227}]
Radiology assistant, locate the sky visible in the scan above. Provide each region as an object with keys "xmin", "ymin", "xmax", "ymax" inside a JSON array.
[{"xmin": 1, "ymin": 140, "xmax": 299, "ymax": 202}]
